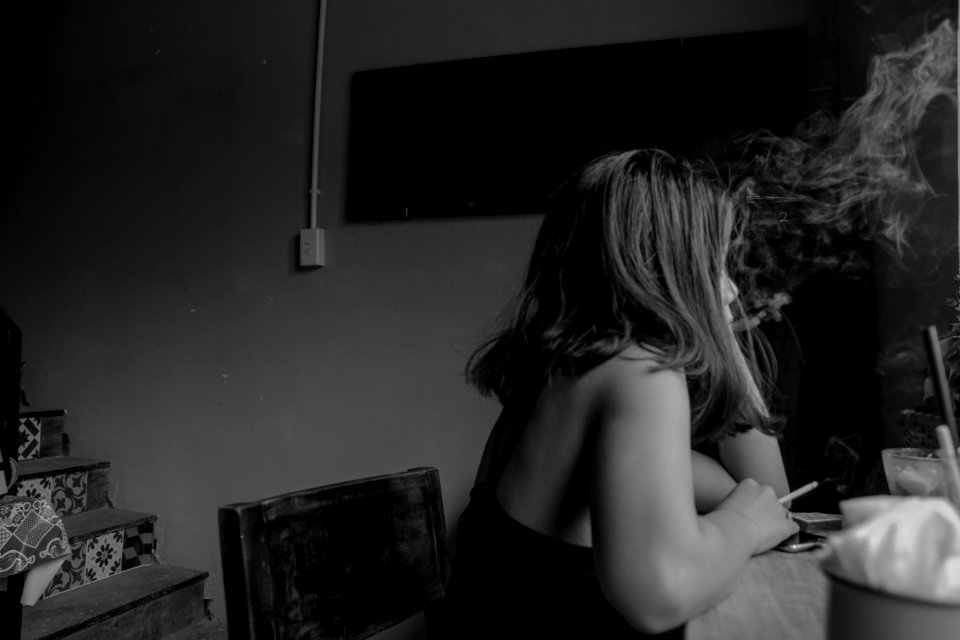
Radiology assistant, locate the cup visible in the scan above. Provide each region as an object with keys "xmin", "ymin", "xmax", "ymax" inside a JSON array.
[
  {"xmin": 824, "ymin": 565, "xmax": 960, "ymax": 640},
  {"xmin": 881, "ymin": 448, "xmax": 945, "ymax": 497}
]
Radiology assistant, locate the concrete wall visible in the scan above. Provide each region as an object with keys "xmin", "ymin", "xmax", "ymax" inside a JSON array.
[{"xmin": 2, "ymin": 0, "xmax": 833, "ymax": 634}]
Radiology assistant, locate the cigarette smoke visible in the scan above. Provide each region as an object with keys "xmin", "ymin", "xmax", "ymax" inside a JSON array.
[
  {"xmin": 711, "ymin": 18, "xmax": 957, "ymax": 322},
  {"xmin": 712, "ymin": 12, "xmax": 957, "ymax": 498},
  {"xmin": 822, "ymin": 433, "xmax": 862, "ymax": 496}
]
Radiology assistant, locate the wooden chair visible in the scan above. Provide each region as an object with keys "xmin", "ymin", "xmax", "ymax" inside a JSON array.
[{"xmin": 219, "ymin": 467, "xmax": 449, "ymax": 640}]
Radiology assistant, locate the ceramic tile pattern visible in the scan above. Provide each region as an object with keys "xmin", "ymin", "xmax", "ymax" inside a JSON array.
[
  {"xmin": 16, "ymin": 473, "xmax": 87, "ymax": 517},
  {"xmin": 44, "ymin": 522, "xmax": 157, "ymax": 598},
  {"xmin": 51, "ymin": 472, "xmax": 87, "ymax": 515},
  {"xmin": 121, "ymin": 522, "xmax": 155, "ymax": 570},
  {"xmin": 13, "ymin": 411, "xmax": 151, "ymax": 601},
  {"xmin": 15, "ymin": 477, "xmax": 53, "ymax": 505},
  {"xmin": 84, "ymin": 531, "xmax": 123, "ymax": 583},
  {"xmin": 11, "ymin": 417, "xmax": 159, "ymax": 601},
  {"xmin": 44, "ymin": 540, "xmax": 86, "ymax": 597},
  {"xmin": 17, "ymin": 417, "xmax": 41, "ymax": 460}
]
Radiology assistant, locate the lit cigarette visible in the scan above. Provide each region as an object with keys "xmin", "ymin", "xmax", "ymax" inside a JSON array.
[{"xmin": 779, "ymin": 481, "xmax": 819, "ymax": 504}]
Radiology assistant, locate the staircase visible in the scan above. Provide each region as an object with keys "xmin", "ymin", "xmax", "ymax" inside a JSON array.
[{"xmin": 13, "ymin": 408, "xmax": 227, "ymax": 640}]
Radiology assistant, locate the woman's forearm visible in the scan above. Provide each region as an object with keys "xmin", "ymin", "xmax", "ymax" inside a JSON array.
[
  {"xmin": 691, "ymin": 449, "xmax": 737, "ymax": 512},
  {"xmin": 723, "ymin": 331, "xmax": 791, "ymax": 495},
  {"xmin": 718, "ymin": 429, "xmax": 790, "ymax": 497}
]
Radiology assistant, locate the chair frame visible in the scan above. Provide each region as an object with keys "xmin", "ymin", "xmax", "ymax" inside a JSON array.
[{"xmin": 219, "ymin": 467, "xmax": 448, "ymax": 640}]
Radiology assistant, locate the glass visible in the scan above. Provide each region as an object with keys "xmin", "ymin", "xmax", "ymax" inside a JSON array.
[{"xmin": 881, "ymin": 448, "xmax": 945, "ymax": 496}]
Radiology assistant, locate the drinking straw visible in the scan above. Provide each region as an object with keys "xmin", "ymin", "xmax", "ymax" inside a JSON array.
[
  {"xmin": 779, "ymin": 480, "xmax": 819, "ymax": 504},
  {"xmin": 922, "ymin": 325, "xmax": 960, "ymax": 445},
  {"xmin": 935, "ymin": 425, "xmax": 960, "ymax": 509}
]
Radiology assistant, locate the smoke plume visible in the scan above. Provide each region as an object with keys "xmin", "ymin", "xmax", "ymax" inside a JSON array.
[{"xmin": 712, "ymin": 18, "xmax": 958, "ymax": 322}]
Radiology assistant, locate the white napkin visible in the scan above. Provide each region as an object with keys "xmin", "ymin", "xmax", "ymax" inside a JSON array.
[{"xmin": 824, "ymin": 495, "xmax": 960, "ymax": 604}]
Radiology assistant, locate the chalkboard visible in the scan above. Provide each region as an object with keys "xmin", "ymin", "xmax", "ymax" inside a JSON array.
[{"xmin": 346, "ymin": 27, "xmax": 810, "ymax": 221}]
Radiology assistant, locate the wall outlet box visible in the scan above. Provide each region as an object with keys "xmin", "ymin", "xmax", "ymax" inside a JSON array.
[{"xmin": 299, "ymin": 228, "xmax": 325, "ymax": 268}]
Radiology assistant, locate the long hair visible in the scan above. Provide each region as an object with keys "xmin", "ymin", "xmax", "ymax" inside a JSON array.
[{"xmin": 466, "ymin": 149, "xmax": 780, "ymax": 442}]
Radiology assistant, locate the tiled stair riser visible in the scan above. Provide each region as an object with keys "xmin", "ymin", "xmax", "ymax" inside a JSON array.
[
  {"xmin": 43, "ymin": 522, "xmax": 157, "ymax": 598},
  {"xmin": 12, "ymin": 407, "xmax": 215, "ymax": 640},
  {"xmin": 15, "ymin": 473, "xmax": 87, "ymax": 516},
  {"xmin": 18, "ymin": 417, "xmax": 42, "ymax": 460},
  {"xmin": 14, "ymin": 467, "xmax": 109, "ymax": 516},
  {"xmin": 17, "ymin": 415, "xmax": 65, "ymax": 460}
]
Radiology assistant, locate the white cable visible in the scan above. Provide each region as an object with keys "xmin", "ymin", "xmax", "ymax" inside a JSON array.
[{"xmin": 309, "ymin": 0, "xmax": 329, "ymax": 230}]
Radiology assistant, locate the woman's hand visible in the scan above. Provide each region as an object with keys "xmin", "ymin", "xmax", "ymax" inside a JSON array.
[{"xmin": 716, "ymin": 478, "xmax": 798, "ymax": 554}]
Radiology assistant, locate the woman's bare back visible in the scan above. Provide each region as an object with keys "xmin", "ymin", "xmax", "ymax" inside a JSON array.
[{"xmin": 486, "ymin": 345, "xmax": 663, "ymax": 548}]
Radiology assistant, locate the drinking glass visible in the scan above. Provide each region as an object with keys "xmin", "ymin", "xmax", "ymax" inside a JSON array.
[{"xmin": 881, "ymin": 448, "xmax": 945, "ymax": 497}]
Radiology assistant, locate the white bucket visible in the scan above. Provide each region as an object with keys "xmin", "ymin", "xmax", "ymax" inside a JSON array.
[{"xmin": 825, "ymin": 567, "xmax": 960, "ymax": 640}]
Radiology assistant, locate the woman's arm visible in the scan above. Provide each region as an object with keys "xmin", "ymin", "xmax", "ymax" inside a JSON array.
[
  {"xmin": 718, "ymin": 429, "xmax": 790, "ymax": 498},
  {"xmin": 589, "ymin": 357, "xmax": 796, "ymax": 633},
  {"xmin": 692, "ymin": 450, "xmax": 736, "ymax": 513},
  {"xmin": 719, "ymin": 329, "xmax": 791, "ymax": 498}
]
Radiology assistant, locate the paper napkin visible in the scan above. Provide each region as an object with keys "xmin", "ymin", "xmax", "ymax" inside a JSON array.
[{"xmin": 824, "ymin": 495, "xmax": 960, "ymax": 604}]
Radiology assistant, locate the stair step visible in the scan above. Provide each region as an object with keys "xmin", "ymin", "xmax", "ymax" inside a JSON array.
[
  {"xmin": 19, "ymin": 408, "xmax": 67, "ymax": 419},
  {"xmin": 44, "ymin": 509, "xmax": 159, "ymax": 598},
  {"xmin": 12, "ymin": 457, "xmax": 111, "ymax": 516},
  {"xmin": 63, "ymin": 508, "xmax": 156, "ymax": 542},
  {"xmin": 17, "ymin": 410, "xmax": 67, "ymax": 460},
  {"xmin": 17, "ymin": 457, "xmax": 108, "ymax": 478},
  {"xmin": 22, "ymin": 565, "xmax": 208, "ymax": 640},
  {"xmin": 161, "ymin": 620, "xmax": 228, "ymax": 640}
]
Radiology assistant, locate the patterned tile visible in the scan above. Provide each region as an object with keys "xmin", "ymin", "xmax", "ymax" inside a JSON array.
[
  {"xmin": 121, "ymin": 522, "xmax": 156, "ymax": 570},
  {"xmin": 17, "ymin": 417, "xmax": 41, "ymax": 460},
  {"xmin": 15, "ymin": 477, "xmax": 53, "ymax": 505},
  {"xmin": 51, "ymin": 472, "xmax": 87, "ymax": 516},
  {"xmin": 44, "ymin": 540, "xmax": 87, "ymax": 597},
  {"xmin": 83, "ymin": 531, "xmax": 123, "ymax": 583}
]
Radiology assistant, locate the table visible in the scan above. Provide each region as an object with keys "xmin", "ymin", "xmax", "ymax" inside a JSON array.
[{"xmin": 688, "ymin": 549, "xmax": 829, "ymax": 640}]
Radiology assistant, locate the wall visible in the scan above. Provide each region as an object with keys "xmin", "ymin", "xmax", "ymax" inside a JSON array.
[{"xmin": 1, "ymin": 0, "xmax": 828, "ymax": 634}]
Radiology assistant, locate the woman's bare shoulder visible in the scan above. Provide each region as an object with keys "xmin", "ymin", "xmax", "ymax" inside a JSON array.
[
  {"xmin": 614, "ymin": 343, "xmax": 666, "ymax": 365},
  {"xmin": 583, "ymin": 344, "xmax": 686, "ymax": 413},
  {"xmin": 586, "ymin": 343, "xmax": 677, "ymax": 380}
]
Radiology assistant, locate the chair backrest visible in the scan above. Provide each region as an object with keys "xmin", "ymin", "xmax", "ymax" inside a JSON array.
[{"xmin": 219, "ymin": 467, "xmax": 449, "ymax": 640}]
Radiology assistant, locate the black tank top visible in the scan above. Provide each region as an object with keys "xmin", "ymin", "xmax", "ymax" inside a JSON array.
[{"xmin": 440, "ymin": 482, "xmax": 686, "ymax": 639}]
